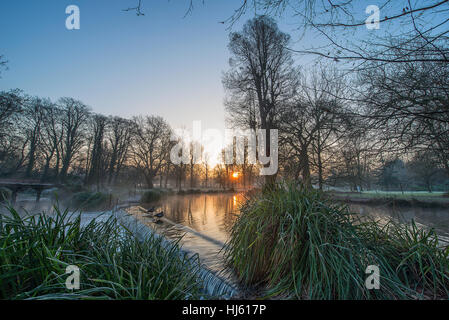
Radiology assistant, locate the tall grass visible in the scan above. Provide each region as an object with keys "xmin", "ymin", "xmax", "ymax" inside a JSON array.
[
  {"xmin": 0, "ymin": 206, "xmax": 203, "ymax": 300},
  {"xmin": 225, "ymin": 182, "xmax": 449, "ymax": 299}
]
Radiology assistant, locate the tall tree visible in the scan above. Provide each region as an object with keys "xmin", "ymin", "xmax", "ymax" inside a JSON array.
[
  {"xmin": 0, "ymin": 90, "xmax": 25, "ymax": 176},
  {"xmin": 58, "ymin": 98, "xmax": 90, "ymax": 182},
  {"xmin": 359, "ymin": 50, "xmax": 449, "ymax": 175},
  {"xmin": 223, "ymin": 15, "xmax": 296, "ymax": 186},
  {"xmin": 86, "ymin": 114, "xmax": 108, "ymax": 188},
  {"xmin": 40, "ymin": 104, "xmax": 63, "ymax": 181},
  {"xmin": 107, "ymin": 116, "xmax": 134, "ymax": 185},
  {"xmin": 280, "ymin": 66, "xmax": 348, "ymax": 188},
  {"xmin": 227, "ymin": 1, "xmax": 449, "ymax": 65},
  {"xmin": 23, "ymin": 97, "xmax": 47, "ymax": 177}
]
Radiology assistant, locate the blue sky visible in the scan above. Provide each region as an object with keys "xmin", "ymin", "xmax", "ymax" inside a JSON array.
[
  {"xmin": 0, "ymin": 0, "xmax": 261, "ymax": 132},
  {"xmin": 0, "ymin": 0, "xmax": 415, "ymax": 133}
]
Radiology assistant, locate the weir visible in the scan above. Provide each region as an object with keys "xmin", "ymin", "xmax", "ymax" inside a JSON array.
[{"xmin": 112, "ymin": 204, "xmax": 239, "ymax": 299}]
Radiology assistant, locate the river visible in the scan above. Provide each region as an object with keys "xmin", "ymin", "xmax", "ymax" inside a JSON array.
[{"xmin": 127, "ymin": 192, "xmax": 449, "ymax": 279}]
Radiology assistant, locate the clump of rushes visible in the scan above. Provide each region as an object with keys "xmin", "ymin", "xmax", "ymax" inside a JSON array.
[
  {"xmin": 0, "ymin": 206, "xmax": 203, "ymax": 299},
  {"xmin": 225, "ymin": 182, "xmax": 449, "ymax": 299}
]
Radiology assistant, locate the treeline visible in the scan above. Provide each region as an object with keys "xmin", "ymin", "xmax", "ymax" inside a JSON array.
[
  {"xmin": 223, "ymin": 16, "xmax": 449, "ymax": 192},
  {"xmin": 0, "ymin": 90, "xmax": 255, "ymax": 190},
  {"xmin": 0, "ymin": 92, "xmax": 169, "ymax": 189},
  {"xmin": 1, "ymin": 16, "xmax": 448, "ymax": 192}
]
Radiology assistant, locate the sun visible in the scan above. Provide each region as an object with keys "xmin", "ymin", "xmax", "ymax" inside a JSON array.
[{"xmin": 232, "ymin": 172, "xmax": 239, "ymax": 178}]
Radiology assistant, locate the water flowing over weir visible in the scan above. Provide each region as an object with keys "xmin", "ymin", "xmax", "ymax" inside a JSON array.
[{"xmin": 112, "ymin": 204, "xmax": 240, "ymax": 299}]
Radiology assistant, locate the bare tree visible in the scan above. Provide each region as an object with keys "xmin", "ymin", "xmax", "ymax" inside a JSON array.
[
  {"xmin": 359, "ymin": 50, "xmax": 449, "ymax": 175},
  {"xmin": 131, "ymin": 115, "xmax": 172, "ymax": 189},
  {"xmin": 226, "ymin": 1, "xmax": 449, "ymax": 65},
  {"xmin": 408, "ymin": 152, "xmax": 440, "ymax": 192},
  {"xmin": 280, "ymin": 66, "xmax": 348, "ymax": 188},
  {"xmin": 0, "ymin": 90, "xmax": 22, "ymax": 141},
  {"xmin": 58, "ymin": 98, "xmax": 90, "ymax": 182},
  {"xmin": 0, "ymin": 90, "xmax": 26, "ymax": 176},
  {"xmin": 107, "ymin": 116, "xmax": 134, "ymax": 185},
  {"xmin": 22, "ymin": 97, "xmax": 48, "ymax": 177},
  {"xmin": 40, "ymin": 104, "xmax": 63, "ymax": 181},
  {"xmin": 86, "ymin": 114, "xmax": 108, "ymax": 188},
  {"xmin": 223, "ymin": 15, "xmax": 297, "ymax": 185}
]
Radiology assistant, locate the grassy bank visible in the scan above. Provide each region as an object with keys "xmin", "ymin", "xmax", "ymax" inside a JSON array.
[
  {"xmin": 0, "ymin": 206, "xmax": 203, "ymax": 300},
  {"xmin": 329, "ymin": 191, "xmax": 449, "ymax": 208},
  {"xmin": 225, "ymin": 183, "xmax": 449, "ymax": 299}
]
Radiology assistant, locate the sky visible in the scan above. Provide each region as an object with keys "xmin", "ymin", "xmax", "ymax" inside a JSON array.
[
  {"xmin": 0, "ymin": 0, "xmax": 249, "ymax": 132},
  {"xmin": 0, "ymin": 0, "xmax": 319, "ymax": 165},
  {"xmin": 0, "ymin": 0, "xmax": 419, "ymax": 159}
]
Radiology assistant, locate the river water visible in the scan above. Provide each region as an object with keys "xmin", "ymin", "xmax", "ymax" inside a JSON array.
[
  {"xmin": 127, "ymin": 193, "xmax": 449, "ymax": 278},
  {"xmin": 126, "ymin": 193, "xmax": 243, "ymax": 276}
]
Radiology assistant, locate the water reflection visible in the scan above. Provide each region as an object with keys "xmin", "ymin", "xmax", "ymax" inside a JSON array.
[
  {"xmin": 156, "ymin": 193, "xmax": 242, "ymax": 243},
  {"xmin": 127, "ymin": 193, "xmax": 243, "ymax": 274},
  {"xmin": 349, "ymin": 203, "xmax": 449, "ymax": 238}
]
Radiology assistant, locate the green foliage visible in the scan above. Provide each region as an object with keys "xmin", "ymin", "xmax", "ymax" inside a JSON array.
[
  {"xmin": 0, "ymin": 187, "xmax": 11, "ymax": 202},
  {"xmin": 0, "ymin": 207, "xmax": 203, "ymax": 300},
  {"xmin": 140, "ymin": 189, "xmax": 163, "ymax": 203},
  {"xmin": 70, "ymin": 191, "xmax": 114, "ymax": 211},
  {"xmin": 225, "ymin": 182, "xmax": 449, "ymax": 299},
  {"xmin": 65, "ymin": 183, "xmax": 87, "ymax": 194}
]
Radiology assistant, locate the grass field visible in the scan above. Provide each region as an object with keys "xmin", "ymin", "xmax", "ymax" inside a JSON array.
[
  {"xmin": 329, "ymin": 191, "xmax": 449, "ymax": 207},
  {"xmin": 335, "ymin": 191, "xmax": 446, "ymax": 198}
]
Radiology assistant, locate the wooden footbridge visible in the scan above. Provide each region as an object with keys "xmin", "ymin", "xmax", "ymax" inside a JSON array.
[{"xmin": 0, "ymin": 179, "xmax": 58, "ymax": 203}]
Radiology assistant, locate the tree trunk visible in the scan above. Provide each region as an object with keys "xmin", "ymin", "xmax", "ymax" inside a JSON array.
[
  {"xmin": 300, "ymin": 148, "xmax": 312, "ymax": 189},
  {"xmin": 146, "ymin": 177, "xmax": 154, "ymax": 189}
]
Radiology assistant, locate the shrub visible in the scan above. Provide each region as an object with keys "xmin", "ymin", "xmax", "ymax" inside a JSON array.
[
  {"xmin": 225, "ymin": 182, "xmax": 449, "ymax": 299},
  {"xmin": 70, "ymin": 191, "xmax": 114, "ymax": 211},
  {"xmin": 140, "ymin": 189, "xmax": 163, "ymax": 203},
  {"xmin": 0, "ymin": 187, "xmax": 11, "ymax": 202},
  {"xmin": 0, "ymin": 207, "xmax": 203, "ymax": 299}
]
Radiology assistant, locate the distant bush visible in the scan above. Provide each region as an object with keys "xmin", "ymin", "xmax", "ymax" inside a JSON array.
[
  {"xmin": 180, "ymin": 189, "xmax": 202, "ymax": 195},
  {"xmin": 66, "ymin": 183, "xmax": 87, "ymax": 194},
  {"xmin": 444, "ymin": 191, "xmax": 449, "ymax": 198},
  {"xmin": 70, "ymin": 191, "xmax": 114, "ymax": 211},
  {"xmin": 0, "ymin": 188, "xmax": 11, "ymax": 202},
  {"xmin": 141, "ymin": 189, "xmax": 164, "ymax": 203}
]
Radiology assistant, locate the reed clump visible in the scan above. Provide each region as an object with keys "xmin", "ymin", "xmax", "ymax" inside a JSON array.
[
  {"xmin": 0, "ymin": 206, "xmax": 203, "ymax": 300},
  {"xmin": 225, "ymin": 182, "xmax": 449, "ymax": 299}
]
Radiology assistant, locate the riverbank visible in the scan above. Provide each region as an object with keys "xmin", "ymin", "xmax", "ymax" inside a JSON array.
[{"xmin": 329, "ymin": 191, "xmax": 449, "ymax": 209}]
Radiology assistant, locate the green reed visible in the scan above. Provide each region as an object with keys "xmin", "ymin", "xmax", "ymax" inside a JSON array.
[{"xmin": 225, "ymin": 182, "xmax": 449, "ymax": 299}]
